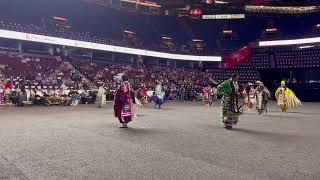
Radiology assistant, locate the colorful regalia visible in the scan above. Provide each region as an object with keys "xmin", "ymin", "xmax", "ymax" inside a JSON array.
[
  {"xmin": 275, "ymin": 81, "xmax": 301, "ymax": 112},
  {"xmin": 217, "ymin": 78, "xmax": 240, "ymax": 130},
  {"xmin": 242, "ymin": 87, "xmax": 248, "ymax": 105},
  {"xmin": 138, "ymin": 86, "xmax": 147, "ymax": 105},
  {"xmin": 96, "ymin": 85, "xmax": 106, "ymax": 108},
  {"xmin": 4, "ymin": 81, "xmax": 13, "ymax": 103},
  {"xmin": 154, "ymin": 83, "xmax": 165, "ymax": 109},
  {"xmin": 247, "ymin": 86, "xmax": 256, "ymax": 111},
  {"xmin": 255, "ymin": 81, "xmax": 270, "ymax": 115},
  {"xmin": 114, "ymin": 81, "xmax": 136, "ymax": 128},
  {"xmin": 210, "ymin": 87, "xmax": 218, "ymax": 102},
  {"xmin": 202, "ymin": 86, "xmax": 209, "ymax": 105}
]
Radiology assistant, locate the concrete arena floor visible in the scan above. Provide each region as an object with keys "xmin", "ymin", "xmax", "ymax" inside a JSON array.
[{"xmin": 0, "ymin": 101, "xmax": 320, "ymax": 180}]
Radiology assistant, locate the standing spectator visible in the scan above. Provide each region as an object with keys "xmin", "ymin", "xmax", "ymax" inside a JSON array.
[{"xmin": 180, "ymin": 85, "xmax": 186, "ymax": 102}]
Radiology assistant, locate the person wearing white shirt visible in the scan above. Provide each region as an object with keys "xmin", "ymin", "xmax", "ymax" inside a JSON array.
[{"xmin": 36, "ymin": 89, "xmax": 44, "ymax": 97}]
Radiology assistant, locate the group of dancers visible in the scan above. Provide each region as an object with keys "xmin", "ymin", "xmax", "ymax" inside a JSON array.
[
  {"xmin": 202, "ymin": 84, "xmax": 218, "ymax": 106},
  {"xmin": 217, "ymin": 74, "xmax": 302, "ymax": 130},
  {"xmin": 112, "ymin": 73, "xmax": 302, "ymax": 130},
  {"xmin": 243, "ymin": 81, "xmax": 271, "ymax": 115}
]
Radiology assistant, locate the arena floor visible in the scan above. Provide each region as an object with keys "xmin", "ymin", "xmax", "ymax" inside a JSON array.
[{"xmin": 0, "ymin": 101, "xmax": 320, "ymax": 180}]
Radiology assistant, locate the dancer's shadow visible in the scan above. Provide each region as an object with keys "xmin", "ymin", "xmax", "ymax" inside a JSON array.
[
  {"xmin": 143, "ymin": 106, "xmax": 173, "ymax": 110},
  {"xmin": 158, "ymin": 107, "xmax": 175, "ymax": 111},
  {"xmin": 266, "ymin": 111, "xmax": 320, "ymax": 116},
  {"xmin": 232, "ymin": 128, "xmax": 302, "ymax": 143},
  {"xmin": 265, "ymin": 114, "xmax": 289, "ymax": 118},
  {"xmin": 286, "ymin": 111, "xmax": 320, "ymax": 115},
  {"xmin": 144, "ymin": 106, "xmax": 175, "ymax": 111},
  {"xmin": 136, "ymin": 114, "xmax": 147, "ymax": 117},
  {"xmin": 117, "ymin": 127, "xmax": 164, "ymax": 136}
]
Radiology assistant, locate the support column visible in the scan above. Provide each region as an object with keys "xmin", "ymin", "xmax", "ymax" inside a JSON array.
[
  {"xmin": 112, "ymin": 53, "xmax": 115, "ymax": 64},
  {"xmin": 189, "ymin": 61, "xmax": 194, "ymax": 69},
  {"xmin": 138, "ymin": 55, "xmax": 143, "ymax": 65},
  {"xmin": 18, "ymin": 42, "xmax": 22, "ymax": 54},
  {"xmin": 64, "ymin": 48, "xmax": 69, "ymax": 61},
  {"xmin": 198, "ymin": 61, "xmax": 203, "ymax": 69}
]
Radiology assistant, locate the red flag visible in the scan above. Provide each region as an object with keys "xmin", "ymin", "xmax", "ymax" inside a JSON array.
[{"xmin": 223, "ymin": 45, "xmax": 252, "ymax": 68}]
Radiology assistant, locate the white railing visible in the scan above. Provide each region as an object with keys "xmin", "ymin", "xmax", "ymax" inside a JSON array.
[
  {"xmin": 259, "ymin": 36, "xmax": 320, "ymax": 47},
  {"xmin": 0, "ymin": 29, "xmax": 221, "ymax": 62}
]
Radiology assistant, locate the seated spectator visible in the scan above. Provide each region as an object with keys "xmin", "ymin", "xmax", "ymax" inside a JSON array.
[
  {"xmin": 16, "ymin": 85, "xmax": 27, "ymax": 107},
  {"xmin": 0, "ymin": 80, "xmax": 4, "ymax": 104}
]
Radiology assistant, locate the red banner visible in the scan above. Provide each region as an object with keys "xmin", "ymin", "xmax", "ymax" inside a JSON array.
[{"xmin": 222, "ymin": 45, "xmax": 252, "ymax": 68}]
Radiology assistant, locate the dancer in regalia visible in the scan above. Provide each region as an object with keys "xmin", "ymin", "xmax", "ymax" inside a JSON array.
[
  {"xmin": 242, "ymin": 84, "xmax": 248, "ymax": 106},
  {"xmin": 247, "ymin": 83, "xmax": 256, "ymax": 111},
  {"xmin": 202, "ymin": 85, "xmax": 209, "ymax": 106},
  {"xmin": 137, "ymin": 84, "xmax": 147, "ymax": 105},
  {"xmin": 255, "ymin": 81, "xmax": 270, "ymax": 115},
  {"xmin": 96, "ymin": 82, "xmax": 106, "ymax": 108},
  {"xmin": 217, "ymin": 74, "xmax": 241, "ymax": 130},
  {"xmin": 275, "ymin": 80, "xmax": 301, "ymax": 112},
  {"xmin": 153, "ymin": 81, "xmax": 165, "ymax": 109},
  {"xmin": 210, "ymin": 84, "xmax": 218, "ymax": 103},
  {"xmin": 114, "ymin": 75, "xmax": 136, "ymax": 128}
]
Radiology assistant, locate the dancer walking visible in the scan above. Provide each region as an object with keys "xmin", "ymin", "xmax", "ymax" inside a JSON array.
[
  {"xmin": 275, "ymin": 80, "xmax": 301, "ymax": 112},
  {"xmin": 96, "ymin": 82, "xmax": 106, "ymax": 108},
  {"xmin": 114, "ymin": 75, "xmax": 136, "ymax": 128},
  {"xmin": 153, "ymin": 81, "xmax": 165, "ymax": 109},
  {"xmin": 255, "ymin": 81, "xmax": 270, "ymax": 115},
  {"xmin": 247, "ymin": 83, "xmax": 256, "ymax": 111},
  {"xmin": 217, "ymin": 74, "xmax": 241, "ymax": 130}
]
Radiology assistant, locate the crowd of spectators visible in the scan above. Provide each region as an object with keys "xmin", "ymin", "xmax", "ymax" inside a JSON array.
[
  {"xmin": 0, "ymin": 52, "xmax": 96, "ymax": 106},
  {"xmin": 0, "ymin": 50, "xmax": 262, "ymax": 106},
  {"xmin": 70, "ymin": 59, "xmax": 261, "ymax": 102}
]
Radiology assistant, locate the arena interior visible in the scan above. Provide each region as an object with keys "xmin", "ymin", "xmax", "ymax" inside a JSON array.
[{"xmin": 0, "ymin": 0, "xmax": 320, "ymax": 179}]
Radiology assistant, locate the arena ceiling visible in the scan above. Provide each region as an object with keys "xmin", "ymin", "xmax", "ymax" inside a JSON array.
[
  {"xmin": 154, "ymin": 0, "xmax": 320, "ymax": 7},
  {"xmin": 82, "ymin": 0, "xmax": 320, "ymax": 11}
]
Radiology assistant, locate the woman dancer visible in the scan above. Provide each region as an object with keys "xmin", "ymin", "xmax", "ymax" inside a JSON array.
[
  {"xmin": 138, "ymin": 84, "xmax": 147, "ymax": 105},
  {"xmin": 96, "ymin": 82, "xmax": 106, "ymax": 108},
  {"xmin": 202, "ymin": 85, "xmax": 209, "ymax": 106},
  {"xmin": 247, "ymin": 83, "xmax": 256, "ymax": 111},
  {"xmin": 114, "ymin": 75, "xmax": 136, "ymax": 128}
]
